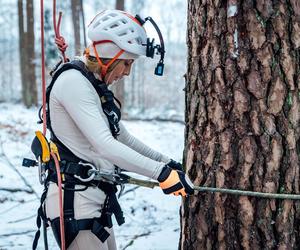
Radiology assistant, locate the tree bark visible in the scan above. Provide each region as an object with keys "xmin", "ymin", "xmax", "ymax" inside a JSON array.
[
  {"xmin": 71, "ymin": 0, "xmax": 82, "ymax": 55},
  {"xmin": 181, "ymin": 1, "xmax": 300, "ymax": 249}
]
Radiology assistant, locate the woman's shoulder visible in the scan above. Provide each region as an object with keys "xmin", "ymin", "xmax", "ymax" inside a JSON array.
[
  {"xmin": 50, "ymin": 66, "xmax": 98, "ymax": 104},
  {"xmin": 53, "ymin": 65, "xmax": 94, "ymax": 91}
]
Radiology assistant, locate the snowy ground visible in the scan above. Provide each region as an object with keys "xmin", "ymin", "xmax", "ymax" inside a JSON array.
[{"xmin": 0, "ymin": 103, "xmax": 184, "ymax": 250}]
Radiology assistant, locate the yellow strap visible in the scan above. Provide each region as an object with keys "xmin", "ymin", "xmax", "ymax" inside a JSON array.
[
  {"xmin": 35, "ymin": 131, "xmax": 50, "ymax": 162},
  {"xmin": 50, "ymin": 141, "xmax": 61, "ymax": 161}
]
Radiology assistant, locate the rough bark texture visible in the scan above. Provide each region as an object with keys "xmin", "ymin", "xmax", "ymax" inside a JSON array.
[
  {"xmin": 18, "ymin": 0, "xmax": 37, "ymax": 107},
  {"xmin": 181, "ymin": 0, "xmax": 300, "ymax": 249}
]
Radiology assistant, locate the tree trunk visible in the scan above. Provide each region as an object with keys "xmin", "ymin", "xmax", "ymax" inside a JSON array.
[
  {"xmin": 181, "ymin": 1, "xmax": 300, "ymax": 250},
  {"xmin": 79, "ymin": 0, "xmax": 86, "ymax": 48},
  {"xmin": 18, "ymin": 0, "xmax": 37, "ymax": 107},
  {"xmin": 112, "ymin": 0, "xmax": 125, "ymax": 107},
  {"xmin": 71, "ymin": 0, "xmax": 81, "ymax": 55},
  {"xmin": 116, "ymin": 0, "xmax": 125, "ymax": 11},
  {"xmin": 26, "ymin": 0, "xmax": 37, "ymax": 106},
  {"xmin": 18, "ymin": 0, "xmax": 27, "ymax": 105}
]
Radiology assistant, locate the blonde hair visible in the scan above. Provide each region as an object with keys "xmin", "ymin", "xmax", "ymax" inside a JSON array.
[{"xmin": 85, "ymin": 54, "xmax": 122, "ymax": 76}]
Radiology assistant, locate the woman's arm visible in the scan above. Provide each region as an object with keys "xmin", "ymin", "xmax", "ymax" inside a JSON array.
[
  {"xmin": 54, "ymin": 70, "xmax": 165, "ymax": 179},
  {"xmin": 118, "ymin": 122, "xmax": 171, "ymax": 163}
]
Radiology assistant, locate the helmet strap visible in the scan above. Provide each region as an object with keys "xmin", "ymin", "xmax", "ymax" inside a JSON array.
[{"xmin": 92, "ymin": 41, "xmax": 125, "ymax": 79}]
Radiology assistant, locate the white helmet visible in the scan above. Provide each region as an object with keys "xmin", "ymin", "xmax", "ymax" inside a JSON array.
[{"xmin": 87, "ymin": 10, "xmax": 148, "ymax": 58}]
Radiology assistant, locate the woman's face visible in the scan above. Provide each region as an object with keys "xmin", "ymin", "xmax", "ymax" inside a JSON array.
[{"xmin": 105, "ymin": 59, "xmax": 134, "ymax": 85}]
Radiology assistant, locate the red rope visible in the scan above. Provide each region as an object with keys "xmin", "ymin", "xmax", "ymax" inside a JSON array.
[
  {"xmin": 40, "ymin": 0, "xmax": 46, "ymax": 136},
  {"xmin": 38, "ymin": 1, "xmax": 66, "ymax": 249},
  {"xmin": 52, "ymin": 2, "xmax": 66, "ymax": 250},
  {"xmin": 53, "ymin": 0, "xmax": 68, "ymax": 62},
  {"xmin": 52, "ymin": 2, "xmax": 66, "ymax": 249}
]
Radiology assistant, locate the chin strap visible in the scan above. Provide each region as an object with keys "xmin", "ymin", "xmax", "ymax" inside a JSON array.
[{"xmin": 92, "ymin": 41, "xmax": 125, "ymax": 78}]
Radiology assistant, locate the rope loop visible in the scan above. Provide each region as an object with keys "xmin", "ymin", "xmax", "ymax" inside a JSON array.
[
  {"xmin": 53, "ymin": 2, "xmax": 68, "ymax": 62},
  {"xmin": 55, "ymin": 36, "xmax": 68, "ymax": 53}
]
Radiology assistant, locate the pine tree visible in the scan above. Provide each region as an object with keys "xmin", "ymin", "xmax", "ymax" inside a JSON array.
[{"xmin": 181, "ymin": 1, "xmax": 300, "ymax": 249}]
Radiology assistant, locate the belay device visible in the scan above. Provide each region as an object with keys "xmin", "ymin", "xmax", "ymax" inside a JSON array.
[{"xmin": 135, "ymin": 15, "xmax": 166, "ymax": 76}]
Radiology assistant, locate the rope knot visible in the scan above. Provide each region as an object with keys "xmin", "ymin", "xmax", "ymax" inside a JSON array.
[{"xmin": 55, "ymin": 36, "xmax": 68, "ymax": 53}]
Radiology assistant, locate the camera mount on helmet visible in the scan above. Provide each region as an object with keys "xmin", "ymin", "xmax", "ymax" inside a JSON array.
[{"xmin": 135, "ymin": 15, "xmax": 165, "ymax": 76}]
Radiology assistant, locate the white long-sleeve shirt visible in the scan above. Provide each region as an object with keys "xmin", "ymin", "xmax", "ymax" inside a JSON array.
[{"xmin": 49, "ymin": 66, "xmax": 170, "ymax": 180}]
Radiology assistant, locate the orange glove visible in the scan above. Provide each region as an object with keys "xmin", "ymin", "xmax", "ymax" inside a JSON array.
[{"xmin": 157, "ymin": 166, "xmax": 194, "ymax": 196}]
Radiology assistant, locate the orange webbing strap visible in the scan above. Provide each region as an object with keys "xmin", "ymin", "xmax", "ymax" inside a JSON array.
[
  {"xmin": 92, "ymin": 41, "xmax": 125, "ymax": 78},
  {"xmin": 159, "ymin": 169, "xmax": 187, "ymax": 197}
]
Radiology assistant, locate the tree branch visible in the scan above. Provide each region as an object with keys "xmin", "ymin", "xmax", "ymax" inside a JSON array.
[
  {"xmin": 0, "ymin": 134, "xmax": 39, "ymax": 199},
  {"xmin": 121, "ymin": 231, "xmax": 152, "ymax": 250},
  {"xmin": 0, "ymin": 187, "xmax": 33, "ymax": 194}
]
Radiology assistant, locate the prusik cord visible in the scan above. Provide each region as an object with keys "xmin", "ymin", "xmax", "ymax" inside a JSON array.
[{"xmin": 126, "ymin": 177, "xmax": 300, "ymax": 200}]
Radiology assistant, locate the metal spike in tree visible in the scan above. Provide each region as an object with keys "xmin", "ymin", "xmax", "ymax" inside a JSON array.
[{"xmin": 181, "ymin": 1, "xmax": 300, "ymax": 249}]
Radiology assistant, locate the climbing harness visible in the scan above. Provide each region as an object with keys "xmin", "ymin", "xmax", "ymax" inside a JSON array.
[
  {"xmin": 45, "ymin": 60, "xmax": 122, "ymax": 138},
  {"xmin": 23, "ymin": 131, "xmax": 125, "ymax": 249}
]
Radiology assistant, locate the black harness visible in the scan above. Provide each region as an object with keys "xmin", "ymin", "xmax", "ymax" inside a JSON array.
[
  {"xmin": 45, "ymin": 60, "xmax": 122, "ymax": 139},
  {"xmin": 33, "ymin": 60, "xmax": 125, "ymax": 249}
]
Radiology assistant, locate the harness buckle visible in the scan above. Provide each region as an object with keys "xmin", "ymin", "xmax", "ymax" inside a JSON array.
[
  {"xmin": 74, "ymin": 162, "xmax": 96, "ymax": 182},
  {"xmin": 88, "ymin": 169, "xmax": 120, "ymax": 184},
  {"xmin": 38, "ymin": 156, "xmax": 47, "ymax": 185}
]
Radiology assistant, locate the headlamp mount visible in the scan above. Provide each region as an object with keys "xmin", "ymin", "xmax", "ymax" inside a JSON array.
[{"xmin": 135, "ymin": 15, "xmax": 165, "ymax": 76}]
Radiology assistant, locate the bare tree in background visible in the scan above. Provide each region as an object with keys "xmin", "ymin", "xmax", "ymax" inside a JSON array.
[
  {"xmin": 116, "ymin": 0, "xmax": 125, "ymax": 12},
  {"xmin": 128, "ymin": 1, "xmax": 145, "ymax": 113},
  {"xmin": 71, "ymin": 0, "xmax": 82, "ymax": 55},
  {"xmin": 181, "ymin": 1, "xmax": 300, "ymax": 249},
  {"xmin": 80, "ymin": 0, "xmax": 87, "ymax": 48},
  {"xmin": 18, "ymin": 0, "xmax": 37, "ymax": 107},
  {"xmin": 110, "ymin": 0, "xmax": 126, "ymax": 109}
]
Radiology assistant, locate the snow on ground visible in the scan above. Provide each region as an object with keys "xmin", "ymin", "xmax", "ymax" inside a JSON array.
[{"xmin": 0, "ymin": 103, "xmax": 185, "ymax": 250}]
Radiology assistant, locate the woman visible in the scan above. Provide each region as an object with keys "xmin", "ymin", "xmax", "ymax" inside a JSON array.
[{"xmin": 44, "ymin": 10, "xmax": 194, "ymax": 250}]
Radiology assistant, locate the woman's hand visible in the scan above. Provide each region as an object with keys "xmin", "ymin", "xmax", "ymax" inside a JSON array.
[
  {"xmin": 166, "ymin": 159, "xmax": 184, "ymax": 171},
  {"xmin": 157, "ymin": 166, "xmax": 194, "ymax": 197}
]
